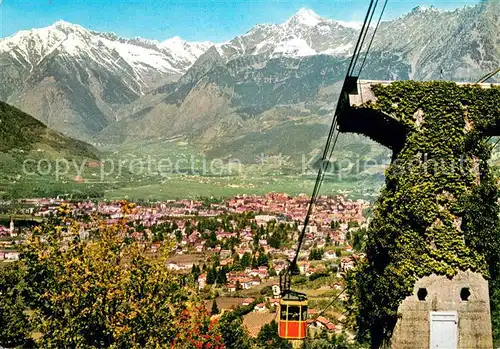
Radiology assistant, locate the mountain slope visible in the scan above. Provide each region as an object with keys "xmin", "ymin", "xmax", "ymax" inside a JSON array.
[
  {"xmin": 0, "ymin": 101, "xmax": 101, "ymax": 198},
  {"xmin": 0, "ymin": 101, "xmax": 98, "ymax": 157},
  {"xmin": 97, "ymin": 54, "xmax": 352, "ymax": 143},
  {"xmin": 366, "ymin": 3, "xmax": 500, "ymax": 81}
]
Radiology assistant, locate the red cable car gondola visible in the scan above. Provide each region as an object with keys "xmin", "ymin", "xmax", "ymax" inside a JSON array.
[{"xmin": 278, "ymin": 290, "xmax": 308, "ymax": 340}]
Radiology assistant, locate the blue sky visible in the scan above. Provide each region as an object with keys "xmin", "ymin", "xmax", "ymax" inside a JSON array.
[{"xmin": 0, "ymin": 0, "xmax": 481, "ymax": 42}]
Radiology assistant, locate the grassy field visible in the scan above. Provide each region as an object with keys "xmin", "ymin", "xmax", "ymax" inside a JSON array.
[
  {"xmin": 0, "ymin": 214, "xmax": 42, "ymax": 221},
  {"xmin": 94, "ymin": 135, "xmax": 385, "ymax": 200},
  {"xmin": 2, "ymin": 130, "xmax": 386, "ymax": 200},
  {"xmin": 103, "ymin": 174, "xmax": 383, "ymax": 201}
]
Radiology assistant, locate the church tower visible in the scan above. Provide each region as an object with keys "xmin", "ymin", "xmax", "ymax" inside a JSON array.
[{"xmin": 9, "ymin": 217, "xmax": 15, "ymax": 237}]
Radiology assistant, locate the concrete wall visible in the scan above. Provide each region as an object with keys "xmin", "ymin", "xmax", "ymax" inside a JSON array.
[{"xmin": 390, "ymin": 271, "xmax": 493, "ymax": 349}]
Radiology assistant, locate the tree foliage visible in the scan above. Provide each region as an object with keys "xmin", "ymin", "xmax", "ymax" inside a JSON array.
[
  {"xmin": 0, "ymin": 262, "xmax": 32, "ymax": 347},
  {"xmin": 256, "ymin": 320, "xmax": 292, "ymax": 349},
  {"xmin": 13, "ymin": 202, "xmax": 224, "ymax": 348},
  {"xmin": 299, "ymin": 333, "xmax": 357, "ymax": 349},
  {"xmin": 218, "ymin": 312, "xmax": 252, "ymax": 349},
  {"xmin": 309, "ymin": 248, "xmax": 324, "ymax": 261},
  {"xmin": 211, "ymin": 299, "xmax": 220, "ymax": 315}
]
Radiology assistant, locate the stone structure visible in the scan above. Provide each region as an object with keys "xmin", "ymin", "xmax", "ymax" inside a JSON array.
[
  {"xmin": 339, "ymin": 79, "xmax": 500, "ymax": 156},
  {"xmin": 338, "ymin": 79, "xmax": 500, "ymax": 348},
  {"xmin": 390, "ymin": 271, "xmax": 493, "ymax": 349}
]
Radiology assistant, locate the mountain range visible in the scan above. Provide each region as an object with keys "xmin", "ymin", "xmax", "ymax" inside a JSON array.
[
  {"xmin": 0, "ymin": 1, "xmax": 499, "ymax": 166},
  {"xmin": 0, "ymin": 21, "xmax": 211, "ymax": 138}
]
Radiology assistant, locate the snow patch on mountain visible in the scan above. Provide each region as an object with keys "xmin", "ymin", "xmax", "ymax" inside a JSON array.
[
  {"xmin": 272, "ymin": 37, "xmax": 316, "ymax": 57},
  {"xmin": 105, "ymin": 39, "xmax": 178, "ymax": 72},
  {"xmin": 320, "ymin": 43, "xmax": 354, "ymax": 55},
  {"xmin": 334, "ymin": 20, "xmax": 364, "ymax": 30},
  {"xmin": 208, "ymin": 8, "xmax": 360, "ymax": 62},
  {"xmin": 284, "ymin": 8, "xmax": 323, "ymax": 27},
  {"xmin": 160, "ymin": 36, "xmax": 213, "ymax": 64}
]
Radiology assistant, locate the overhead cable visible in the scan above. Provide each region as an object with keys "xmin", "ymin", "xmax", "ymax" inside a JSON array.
[
  {"xmin": 289, "ymin": 0, "xmax": 379, "ymax": 271},
  {"xmin": 358, "ymin": 0, "xmax": 389, "ymax": 77}
]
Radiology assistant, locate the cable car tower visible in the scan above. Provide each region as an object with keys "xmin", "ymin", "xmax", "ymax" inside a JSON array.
[{"xmin": 277, "ymin": 0, "xmax": 388, "ymax": 341}]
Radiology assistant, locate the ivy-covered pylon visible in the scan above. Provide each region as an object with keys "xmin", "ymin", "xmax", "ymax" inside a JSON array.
[{"xmin": 343, "ymin": 81, "xmax": 500, "ymax": 347}]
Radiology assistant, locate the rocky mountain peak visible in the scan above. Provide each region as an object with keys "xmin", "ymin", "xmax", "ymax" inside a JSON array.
[
  {"xmin": 284, "ymin": 8, "xmax": 324, "ymax": 27},
  {"xmin": 51, "ymin": 19, "xmax": 86, "ymax": 32},
  {"xmin": 405, "ymin": 4, "xmax": 444, "ymax": 18}
]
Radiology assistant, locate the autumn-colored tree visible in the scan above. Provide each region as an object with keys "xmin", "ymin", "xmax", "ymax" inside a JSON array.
[
  {"xmin": 19, "ymin": 202, "xmax": 224, "ymax": 348},
  {"xmin": 171, "ymin": 305, "xmax": 224, "ymax": 349}
]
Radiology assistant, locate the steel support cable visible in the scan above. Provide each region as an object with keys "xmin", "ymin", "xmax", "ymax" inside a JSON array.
[
  {"xmin": 315, "ymin": 126, "xmax": 341, "ymax": 204},
  {"xmin": 323, "ymin": 0, "xmax": 375, "ymax": 159},
  {"xmin": 476, "ymin": 67, "xmax": 500, "ymax": 83},
  {"xmin": 289, "ymin": 120, "xmax": 339, "ymax": 270},
  {"xmin": 318, "ymin": 287, "xmax": 347, "ymax": 316},
  {"xmin": 311, "ymin": 2, "xmax": 378, "ymax": 192},
  {"xmin": 288, "ymin": 1, "xmax": 378, "ymax": 273},
  {"xmin": 302, "ymin": 129, "xmax": 342, "ymax": 226},
  {"xmin": 350, "ymin": 0, "xmax": 379, "ymax": 76},
  {"xmin": 327, "ymin": 126, "xmax": 341, "ymax": 161},
  {"xmin": 298, "ymin": 286, "xmax": 347, "ymax": 343},
  {"xmin": 290, "ymin": 111, "xmax": 342, "ymax": 270},
  {"xmin": 346, "ymin": 0, "xmax": 376, "ymax": 77},
  {"xmin": 357, "ymin": 0, "xmax": 389, "ymax": 77},
  {"xmin": 493, "ymin": 137, "xmax": 500, "ymax": 150},
  {"xmin": 317, "ymin": 0, "xmax": 375, "ymax": 166},
  {"xmin": 320, "ymin": 0, "xmax": 376, "ymax": 172}
]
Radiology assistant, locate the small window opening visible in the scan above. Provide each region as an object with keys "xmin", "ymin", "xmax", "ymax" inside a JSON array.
[
  {"xmin": 460, "ymin": 287, "xmax": 471, "ymax": 301},
  {"xmin": 287, "ymin": 306, "xmax": 300, "ymax": 321},
  {"xmin": 417, "ymin": 288, "xmax": 428, "ymax": 301},
  {"xmin": 280, "ymin": 305, "xmax": 287, "ymax": 320}
]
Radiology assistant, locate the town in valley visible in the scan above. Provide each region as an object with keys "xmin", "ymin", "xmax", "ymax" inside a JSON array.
[{"xmin": 0, "ymin": 193, "xmax": 369, "ymax": 338}]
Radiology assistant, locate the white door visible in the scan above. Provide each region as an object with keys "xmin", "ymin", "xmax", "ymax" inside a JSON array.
[{"xmin": 430, "ymin": 311, "xmax": 458, "ymax": 349}]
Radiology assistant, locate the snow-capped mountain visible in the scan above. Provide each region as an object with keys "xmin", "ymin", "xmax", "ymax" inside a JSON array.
[
  {"xmin": 0, "ymin": 20, "xmax": 213, "ymax": 137},
  {"xmin": 160, "ymin": 36, "xmax": 213, "ymax": 65},
  {"xmin": 365, "ymin": 3, "xmax": 500, "ymax": 81},
  {"xmin": 209, "ymin": 8, "xmax": 359, "ymax": 61},
  {"xmin": 201, "ymin": 4, "xmax": 499, "ymax": 80}
]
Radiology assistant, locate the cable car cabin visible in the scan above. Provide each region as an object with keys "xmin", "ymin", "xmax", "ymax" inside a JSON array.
[{"xmin": 278, "ymin": 290, "xmax": 308, "ymax": 340}]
